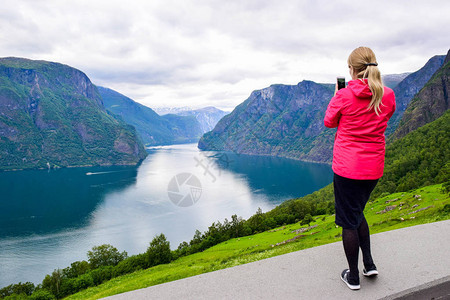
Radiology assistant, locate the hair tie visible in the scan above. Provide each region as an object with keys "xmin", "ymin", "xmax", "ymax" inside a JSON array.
[{"xmin": 365, "ymin": 63, "xmax": 378, "ymax": 66}]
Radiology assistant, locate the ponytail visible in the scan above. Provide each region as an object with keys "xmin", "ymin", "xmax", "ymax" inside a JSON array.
[
  {"xmin": 366, "ymin": 64, "xmax": 384, "ymax": 115},
  {"xmin": 348, "ymin": 47, "xmax": 384, "ymax": 115}
]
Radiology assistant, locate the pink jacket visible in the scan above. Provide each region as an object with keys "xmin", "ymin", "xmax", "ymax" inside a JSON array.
[{"xmin": 324, "ymin": 79, "xmax": 396, "ymax": 180}]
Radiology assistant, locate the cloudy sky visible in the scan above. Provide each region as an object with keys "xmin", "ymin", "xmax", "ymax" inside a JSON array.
[{"xmin": 1, "ymin": 0, "xmax": 449, "ymax": 111}]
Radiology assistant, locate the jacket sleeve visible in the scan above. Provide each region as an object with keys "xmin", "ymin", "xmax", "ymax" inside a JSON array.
[
  {"xmin": 386, "ymin": 93, "xmax": 396, "ymax": 120},
  {"xmin": 324, "ymin": 94, "xmax": 343, "ymax": 128}
]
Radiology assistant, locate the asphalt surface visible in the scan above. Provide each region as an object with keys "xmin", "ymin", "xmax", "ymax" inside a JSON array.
[{"xmin": 107, "ymin": 220, "xmax": 450, "ymax": 300}]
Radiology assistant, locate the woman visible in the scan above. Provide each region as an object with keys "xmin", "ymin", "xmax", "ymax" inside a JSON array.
[{"xmin": 324, "ymin": 47, "xmax": 396, "ymax": 290}]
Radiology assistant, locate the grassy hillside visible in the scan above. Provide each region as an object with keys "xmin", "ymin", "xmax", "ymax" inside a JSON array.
[
  {"xmin": 375, "ymin": 110, "xmax": 450, "ymax": 197},
  {"xmin": 66, "ymin": 183, "xmax": 449, "ymax": 299}
]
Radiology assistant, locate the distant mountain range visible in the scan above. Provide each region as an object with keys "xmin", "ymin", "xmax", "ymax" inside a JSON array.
[
  {"xmin": 153, "ymin": 106, "xmax": 197, "ymax": 115},
  {"xmin": 99, "ymin": 88, "xmax": 227, "ymax": 145},
  {"xmin": 0, "ymin": 58, "xmax": 147, "ymax": 170},
  {"xmin": 382, "ymin": 72, "xmax": 411, "ymax": 89},
  {"xmin": 154, "ymin": 106, "xmax": 228, "ymax": 133},
  {"xmin": 98, "ymin": 87, "xmax": 203, "ymax": 146},
  {"xmin": 198, "ymin": 52, "xmax": 448, "ymax": 163}
]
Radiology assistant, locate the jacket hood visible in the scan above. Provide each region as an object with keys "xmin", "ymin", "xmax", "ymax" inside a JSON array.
[{"xmin": 347, "ymin": 79, "xmax": 372, "ymax": 98}]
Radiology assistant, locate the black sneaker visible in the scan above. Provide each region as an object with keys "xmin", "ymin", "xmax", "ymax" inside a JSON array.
[
  {"xmin": 362, "ymin": 266, "xmax": 379, "ymax": 277},
  {"xmin": 340, "ymin": 269, "xmax": 360, "ymax": 290}
]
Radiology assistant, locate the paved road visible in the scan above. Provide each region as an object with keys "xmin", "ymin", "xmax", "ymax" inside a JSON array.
[{"xmin": 107, "ymin": 220, "xmax": 450, "ymax": 300}]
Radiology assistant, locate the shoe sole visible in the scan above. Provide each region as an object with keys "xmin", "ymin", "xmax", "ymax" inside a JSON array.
[
  {"xmin": 363, "ymin": 270, "xmax": 379, "ymax": 277},
  {"xmin": 341, "ymin": 271, "xmax": 360, "ymax": 290}
]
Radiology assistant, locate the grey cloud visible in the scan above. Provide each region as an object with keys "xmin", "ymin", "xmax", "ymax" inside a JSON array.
[
  {"xmin": 87, "ymin": 68, "xmax": 176, "ymax": 86},
  {"xmin": 1, "ymin": 0, "xmax": 449, "ymax": 109}
]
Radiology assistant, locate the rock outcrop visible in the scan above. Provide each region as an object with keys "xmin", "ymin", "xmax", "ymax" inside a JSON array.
[
  {"xmin": 390, "ymin": 50, "xmax": 450, "ymax": 140},
  {"xmin": 198, "ymin": 80, "xmax": 335, "ymax": 163},
  {"xmin": 386, "ymin": 54, "xmax": 446, "ymax": 137}
]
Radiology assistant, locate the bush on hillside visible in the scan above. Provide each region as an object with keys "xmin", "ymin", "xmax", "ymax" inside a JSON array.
[
  {"xmin": 87, "ymin": 244, "xmax": 128, "ymax": 269},
  {"xmin": 146, "ymin": 234, "xmax": 172, "ymax": 267}
]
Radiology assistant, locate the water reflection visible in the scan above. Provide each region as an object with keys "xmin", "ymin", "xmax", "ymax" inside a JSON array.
[
  {"xmin": 0, "ymin": 144, "xmax": 332, "ymax": 287},
  {"xmin": 0, "ymin": 166, "xmax": 139, "ymax": 237},
  {"xmin": 204, "ymin": 151, "xmax": 332, "ymax": 203}
]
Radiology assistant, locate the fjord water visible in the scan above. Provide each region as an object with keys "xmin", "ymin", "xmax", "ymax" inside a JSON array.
[{"xmin": 0, "ymin": 144, "xmax": 332, "ymax": 287}]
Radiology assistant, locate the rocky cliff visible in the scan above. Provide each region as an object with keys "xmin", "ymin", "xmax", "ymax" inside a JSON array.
[
  {"xmin": 385, "ymin": 55, "xmax": 446, "ymax": 137},
  {"xmin": 390, "ymin": 50, "xmax": 450, "ymax": 140},
  {"xmin": 198, "ymin": 81, "xmax": 335, "ymax": 163},
  {"xmin": 0, "ymin": 57, "xmax": 147, "ymax": 170}
]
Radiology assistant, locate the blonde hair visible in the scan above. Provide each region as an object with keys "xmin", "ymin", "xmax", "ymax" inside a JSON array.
[{"xmin": 347, "ymin": 47, "xmax": 384, "ymax": 115}]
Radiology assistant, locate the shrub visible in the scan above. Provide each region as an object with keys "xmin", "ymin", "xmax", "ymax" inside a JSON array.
[
  {"xmin": 263, "ymin": 217, "xmax": 277, "ymax": 229},
  {"xmin": 173, "ymin": 241, "xmax": 190, "ymax": 259},
  {"xmin": 0, "ymin": 282, "xmax": 35, "ymax": 298},
  {"xmin": 301, "ymin": 214, "xmax": 314, "ymax": 226},
  {"xmin": 4, "ymin": 293, "xmax": 29, "ymax": 300},
  {"xmin": 147, "ymin": 234, "xmax": 172, "ymax": 267},
  {"xmin": 28, "ymin": 289, "xmax": 56, "ymax": 300},
  {"xmin": 60, "ymin": 278, "xmax": 76, "ymax": 298},
  {"xmin": 73, "ymin": 273, "xmax": 94, "ymax": 291},
  {"xmin": 113, "ymin": 254, "xmax": 146, "ymax": 276},
  {"xmin": 273, "ymin": 213, "xmax": 292, "ymax": 226},
  {"xmin": 87, "ymin": 244, "xmax": 127, "ymax": 269},
  {"xmin": 89, "ymin": 266, "xmax": 113, "ymax": 286},
  {"xmin": 62, "ymin": 260, "xmax": 90, "ymax": 279},
  {"xmin": 41, "ymin": 269, "xmax": 63, "ymax": 298}
]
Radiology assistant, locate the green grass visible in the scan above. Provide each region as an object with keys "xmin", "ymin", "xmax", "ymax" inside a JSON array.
[{"xmin": 66, "ymin": 183, "xmax": 450, "ymax": 299}]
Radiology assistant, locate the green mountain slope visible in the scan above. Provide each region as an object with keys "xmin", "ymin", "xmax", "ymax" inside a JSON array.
[
  {"xmin": 275, "ymin": 109, "xmax": 450, "ymax": 210},
  {"xmin": 0, "ymin": 57, "xmax": 147, "ymax": 170},
  {"xmin": 378, "ymin": 110, "xmax": 450, "ymax": 195},
  {"xmin": 98, "ymin": 87, "xmax": 203, "ymax": 146}
]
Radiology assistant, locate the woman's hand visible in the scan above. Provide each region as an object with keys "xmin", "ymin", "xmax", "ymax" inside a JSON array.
[{"xmin": 334, "ymin": 83, "xmax": 338, "ymax": 96}]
